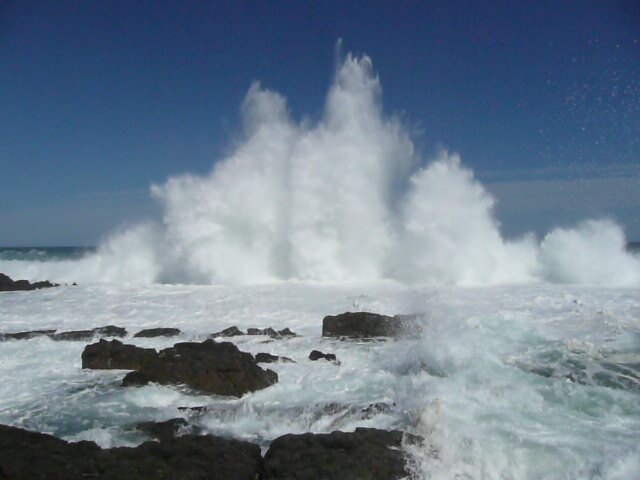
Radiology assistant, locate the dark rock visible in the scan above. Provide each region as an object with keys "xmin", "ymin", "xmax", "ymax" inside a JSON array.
[
  {"xmin": 52, "ymin": 325, "xmax": 127, "ymax": 341},
  {"xmin": 211, "ymin": 326, "xmax": 244, "ymax": 338},
  {"xmin": 255, "ymin": 353, "xmax": 295, "ymax": 364},
  {"xmin": 263, "ymin": 427, "xmax": 408, "ymax": 480},
  {"xmin": 83, "ymin": 339, "xmax": 278, "ymax": 397},
  {"xmin": 278, "ymin": 328, "xmax": 298, "ymax": 337},
  {"xmin": 121, "ymin": 370, "xmax": 153, "ymax": 387},
  {"xmin": 82, "ymin": 339, "xmax": 156, "ymax": 370},
  {"xmin": 134, "ymin": 328, "xmax": 182, "ymax": 338},
  {"xmin": 135, "ymin": 418, "xmax": 188, "ymax": 442},
  {"xmin": 360, "ymin": 402, "xmax": 396, "ymax": 419},
  {"xmin": 0, "ymin": 273, "xmax": 59, "ymax": 292},
  {"xmin": 322, "ymin": 312, "xmax": 419, "ymax": 339},
  {"xmin": 247, "ymin": 327, "xmax": 280, "ymax": 337},
  {"xmin": 0, "ymin": 329, "xmax": 57, "ymax": 341},
  {"xmin": 309, "ymin": 350, "xmax": 337, "ymax": 363},
  {"xmin": 0, "ymin": 423, "xmax": 263, "ymax": 480}
]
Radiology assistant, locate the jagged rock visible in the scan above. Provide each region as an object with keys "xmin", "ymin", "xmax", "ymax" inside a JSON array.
[
  {"xmin": 134, "ymin": 328, "xmax": 182, "ymax": 338},
  {"xmin": 255, "ymin": 353, "xmax": 295, "ymax": 364},
  {"xmin": 247, "ymin": 327, "xmax": 280, "ymax": 337},
  {"xmin": 211, "ymin": 326, "xmax": 244, "ymax": 338},
  {"xmin": 262, "ymin": 427, "xmax": 408, "ymax": 480},
  {"xmin": 0, "ymin": 423, "xmax": 263, "ymax": 480},
  {"xmin": 82, "ymin": 339, "xmax": 156, "ymax": 370},
  {"xmin": 52, "ymin": 325, "xmax": 127, "ymax": 341},
  {"xmin": 0, "ymin": 329, "xmax": 56, "ymax": 341},
  {"xmin": 322, "ymin": 312, "xmax": 419, "ymax": 339},
  {"xmin": 83, "ymin": 339, "xmax": 278, "ymax": 397},
  {"xmin": 0, "ymin": 273, "xmax": 59, "ymax": 292},
  {"xmin": 278, "ymin": 328, "xmax": 298, "ymax": 337},
  {"xmin": 135, "ymin": 418, "xmax": 189, "ymax": 442},
  {"xmin": 309, "ymin": 350, "xmax": 337, "ymax": 363}
]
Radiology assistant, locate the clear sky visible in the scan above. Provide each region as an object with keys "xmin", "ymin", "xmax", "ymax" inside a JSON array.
[{"xmin": 1, "ymin": 0, "xmax": 639, "ymax": 246}]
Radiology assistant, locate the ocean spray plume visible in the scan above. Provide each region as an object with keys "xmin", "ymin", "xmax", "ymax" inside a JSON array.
[{"xmin": 2, "ymin": 52, "xmax": 639, "ymax": 286}]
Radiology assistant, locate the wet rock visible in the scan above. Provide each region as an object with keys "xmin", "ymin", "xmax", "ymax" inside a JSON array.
[
  {"xmin": 0, "ymin": 423, "xmax": 263, "ymax": 480},
  {"xmin": 322, "ymin": 312, "xmax": 419, "ymax": 339},
  {"xmin": 134, "ymin": 328, "xmax": 182, "ymax": 338},
  {"xmin": 211, "ymin": 326, "xmax": 244, "ymax": 338},
  {"xmin": 247, "ymin": 327, "xmax": 280, "ymax": 337},
  {"xmin": 83, "ymin": 339, "xmax": 278, "ymax": 397},
  {"xmin": 309, "ymin": 350, "xmax": 337, "ymax": 362},
  {"xmin": 82, "ymin": 339, "xmax": 156, "ymax": 370},
  {"xmin": 0, "ymin": 273, "xmax": 59, "ymax": 292},
  {"xmin": 255, "ymin": 353, "xmax": 295, "ymax": 364},
  {"xmin": 52, "ymin": 325, "xmax": 127, "ymax": 341},
  {"xmin": 135, "ymin": 418, "xmax": 189, "ymax": 442},
  {"xmin": 278, "ymin": 328, "xmax": 298, "ymax": 337},
  {"xmin": 0, "ymin": 329, "xmax": 57, "ymax": 341},
  {"xmin": 263, "ymin": 427, "xmax": 408, "ymax": 480}
]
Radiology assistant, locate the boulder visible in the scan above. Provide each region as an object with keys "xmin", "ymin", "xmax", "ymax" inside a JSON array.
[
  {"xmin": 255, "ymin": 353, "xmax": 295, "ymax": 364},
  {"xmin": 0, "ymin": 273, "xmax": 58, "ymax": 292},
  {"xmin": 82, "ymin": 339, "xmax": 156, "ymax": 370},
  {"xmin": 133, "ymin": 328, "xmax": 181, "ymax": 338},
  {"xmin": 83, "ymin": 339, "xmax": 278, "ymax": 397},
  {"xmin": 52, "ymin": 325, "xmax": 127, "ymax": 341},
  {"xmin": 262, "ymin": 427, "xmax": 408, "ymax": 480},
  {"xmin": 0, "ymin": 423, "xmax": 263, "ymax": 480},
  {"xmin": 309, "ymin": 350, "xmax": 337, "ymax": 363},
  {"xmin": 322, "ymin": 312, "xmax": 419, "ymax": 339},
  {"xmin": 0, "ymin": 329, "xmax": 57, "ymax": 341}
]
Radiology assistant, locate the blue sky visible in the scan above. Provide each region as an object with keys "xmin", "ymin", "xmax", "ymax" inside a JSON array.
[{"xmin": 1, "ymin": 0, "xmax": 638, "ymax": 246}]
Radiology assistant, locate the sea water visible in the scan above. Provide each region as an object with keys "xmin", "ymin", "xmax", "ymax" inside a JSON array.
[
  {"xmin": 1, "ymin": 52, "xmax": 639, "ymax": 479},
  {"xmin": 0, "ymin": 282, "xmax": 638, "ymax": 479}
]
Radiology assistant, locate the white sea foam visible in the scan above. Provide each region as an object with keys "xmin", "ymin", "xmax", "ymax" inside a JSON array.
[
  {"xmin": 0, "ymin": 282, "xmax": 638, "ymax": 479},
  {"xmin": 1, "ymin": 52, "xmax": 638, "ymax": 286}
]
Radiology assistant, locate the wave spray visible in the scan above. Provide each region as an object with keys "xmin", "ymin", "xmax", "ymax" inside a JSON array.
[{"xmin": 5, "ymin": 53, "xmax": 639, "ymax": 286}]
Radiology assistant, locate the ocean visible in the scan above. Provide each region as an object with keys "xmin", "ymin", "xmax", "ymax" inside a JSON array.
[{"xmin": 1, "ymin": 53, "xmax": 639, "ymax": 479}]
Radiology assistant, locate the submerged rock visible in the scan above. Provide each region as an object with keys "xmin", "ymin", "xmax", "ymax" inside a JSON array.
[
  {"xmin": 263, "ymin": 427, "xmax": 408, "ymax": 480},
  {"xmin": 255, "ymin": 352, "xmax": 295, "ymax": 364},
  {"xmin": 135, "ymin": 417, "xmax": 189, "ymax": 442},
  {"xmin": 0, "ymin": 329, "xmax": 57, "ymax": 341},
  {"xmin": 322, "ymin": 312, "xmax": 419, "ymax": 339},
  {"xmin": 133, "ymin": 327, "xmax": 182, "ymax": 338},
  {"xmin": 52, "ymin": 325, "xmax": 127, "ymax": 341},
  {"xmin": 82, "ymin": 339, "xmax": 278, "ymax": 397},
  {"xmin": 0, "ymin": 423, "xmax": 262, "ymax": 480},
  {"xmin": 309, "ymin": 350, "xmax": 338, "ymax": 363},
  {"xmin": 0, "ymin": 273, "xmax": 59, "ymax": 292}
]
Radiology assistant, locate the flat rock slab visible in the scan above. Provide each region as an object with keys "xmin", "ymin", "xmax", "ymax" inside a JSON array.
[
  {"xmin": 322, "ymin": 312, "xmax": 419, "ymax": 339},
  {"xmin": 1, "ymin": 326, "xmax": 128, "ymax": 342},
  {"xmin": 52, "ymin": 325, "xmax": 127, "ymax": 341},
  {"xmin": 82, "ymin": 339, "xmax": 278, "ymax": 397},
  {"xmin": 0, "ymin": 424, "xmax": 262, "ymax": 480},
  {"xmin": 0, "ymin": 273, "xmax": 59, "ymax": 292},
  {"xmin": 263, "ymin": 427, "xmax": 408, "ymax": 480},
  {"xmin": 0, "ymin": 329, "xmax": 56, "ymax": 341},
  {"xmin": 134, "ymin": 327, "xmax": 182, "ymax": 338}
]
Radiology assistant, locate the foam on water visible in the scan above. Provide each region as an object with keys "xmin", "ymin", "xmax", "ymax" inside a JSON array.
[
  {"xmin": 0, "ymin": 283, "xmax": 638, "ymax": 479},
  {"xmin": 1, "ymin": 52, "xmax": 638, "ymax": 286}
]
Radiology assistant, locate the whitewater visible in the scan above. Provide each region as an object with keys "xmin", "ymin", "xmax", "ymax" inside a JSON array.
[{"xmin": 1, "ymin": 54, "xmax": 639, "ymax": 479}]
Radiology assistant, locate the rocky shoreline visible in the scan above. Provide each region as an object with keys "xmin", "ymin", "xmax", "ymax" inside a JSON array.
[{"xmin": 0, "ymin": 275, "xmax": 419, "ymax": 479}]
